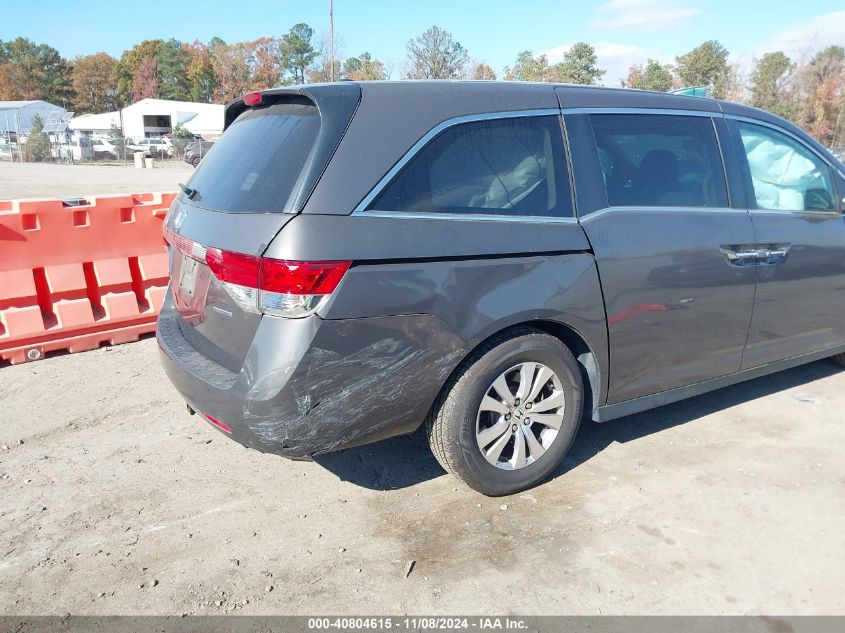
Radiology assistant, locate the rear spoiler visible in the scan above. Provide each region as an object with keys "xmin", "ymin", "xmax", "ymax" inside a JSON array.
[{"xmin": 223, "ymin": 83, "xmax": 361, "ymax": 131}]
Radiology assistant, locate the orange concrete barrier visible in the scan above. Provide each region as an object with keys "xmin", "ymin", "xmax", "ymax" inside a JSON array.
[{"xmin": 0, "ymin": 192, "xmax": 176, "ymax": 364}]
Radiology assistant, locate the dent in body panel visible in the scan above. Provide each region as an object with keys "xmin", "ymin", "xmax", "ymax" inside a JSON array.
[
  {"xmin": 240, "ymin": 315, "xmax": 466, "ymax": 454},
  {"xmin": 321, "ymin": 253, "xmax": 610, "ymax": 407}
]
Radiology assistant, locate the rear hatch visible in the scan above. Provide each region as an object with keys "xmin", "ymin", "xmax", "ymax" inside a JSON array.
[{"xmin": 164, "ymin": 85, "xmax": 360, "ymax": 372}]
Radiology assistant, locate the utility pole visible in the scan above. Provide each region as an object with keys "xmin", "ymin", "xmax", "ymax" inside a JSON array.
[{"xmin": 329, "ymin": 0, "xmax": 335, "ymax": 82}]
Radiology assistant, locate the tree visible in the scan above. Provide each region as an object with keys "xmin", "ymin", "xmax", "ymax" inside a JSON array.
[
  {"xmin": 184, "ymin": 41, "xmax": 218, "ymax": 103},
  {"xmin": 0, "ymin": 64, "xmax": 16, "ymax": 100},
  {"xmin": 280, "ymin": 23, "xmax": 317, "ymax": 84},
  {"xmin": 131, "ymin": 56, "xmax": 160, "ymax": 102},
  {"xmin": 170, "ymin": 124, "xmax": 194, "ymax": 156},
  {"xmin": 108, "ymin": 123, "xmax": 126, "ymax": 157},
  {"xmin": 406, "ymin": 26, "xmax": 469, "ymax": 79},
  {"xmin": 623, "ymin": 59, "xmax": 673, "ymax": 92},
  {"xmin": 0, "ymin": 37, "xmax": 72, "ymax": 104},
  {"xmin": 557, "ymin": 43, "xmax": 604, "ymax": 85},
  {"xmin": 749, "ymin": 52, "xmax": 794, "ymax": 118},
  {"xmin": 71, "ymin": 53, "xmax": 118, "ymax": 113},
  {"xmin": 212, "ymin": 41, "xmax": 253, "ymax": 101},
  {"xmin": 156, "ymin": 39, "xmax": 190, "ymax": 101},
  {"xmin": 504, "ymin": 51, "xmax": 555, "ymax": 82},
  {"xmin": 342, "ymin": 52, "xmax": 387, "ymax": 81},
  {"xmin": 115, "ymin": 40, "xmax": 164, "ymax": 105},
  {"xmin": 307, "ymin": 32, "xmax": 343, "ymax": 83},
  {"xmin": 26, "ymin": 114, "xmax": 50, "ymax": 162},
  {"xmin": 250, "ymin": 37, "xmax": 284, "ymax": 89},
  {"xmin": 470, "ymin": 62, "xmax": 496, "ymax": 80},
  {"xmin": 796, "ymin": 46, "xmax": 845, "ymax": 144},
  {"xmin": 675, "ymin": 40, "xmax": 731, "ymax": 98},
  {"xmin": 504, "ymin": 45, "xmax": 603, "ymax": 85}
]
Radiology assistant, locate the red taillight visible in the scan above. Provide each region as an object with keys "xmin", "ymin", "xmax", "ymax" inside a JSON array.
[
  {"xmin": 203, "ymin": 413, "xmax": 232, "ymax": 433},
  {"xmin": 260, "ymin": 259, "xmax": 351, "ymax": 295},
  {"xmin": 205, "ymin": 247, "xmax": 260, "ymax": 287},
  {"xmin": 163, "ymin": 227, "xmax": 351, "ymax": 316},
  {"xmin": 242, "ymin": 91, "xmax": 263, "ymax": 106}
]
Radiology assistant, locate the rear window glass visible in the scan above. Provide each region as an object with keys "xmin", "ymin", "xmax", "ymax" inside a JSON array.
[
  {"xmin": 590, "ymin": 114, "xmax": 728, "ymax": 208},
  {"xmin": 186, "ymin": 101, "xmax": 320, "ymax": 213},
  {"xmin": 368, "ymin": 115, "xmax": 573, "ymax": 218}
]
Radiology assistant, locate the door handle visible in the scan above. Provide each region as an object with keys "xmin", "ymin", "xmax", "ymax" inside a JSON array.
[
  {"xmin": 720, "ymin": 246, "xmax": 766, "ymax": 266},
  {"xmin": 756, "ymin": 244, "xmax": 791, "ymax": 265},
  {"xmin": 720, "ymin": 244, "xmax": 791, "ymax": 266}
]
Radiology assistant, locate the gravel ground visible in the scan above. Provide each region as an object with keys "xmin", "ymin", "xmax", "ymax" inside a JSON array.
[
  {"xmin": 0, "ymin": 161, "xmax": 187, "ymax": 199},
  {"xmin": 0, "ymin": 338, "xmax": 843, "ymax": 615}
]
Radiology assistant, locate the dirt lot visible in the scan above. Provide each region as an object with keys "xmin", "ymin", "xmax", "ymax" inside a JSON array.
[
  {"xmin": 0, "ymin": 161, "xmax": 188, "ymax": 199},
  {"xmin": 0, "ymin": 337, "xmax": 843, "ymax": 615}
]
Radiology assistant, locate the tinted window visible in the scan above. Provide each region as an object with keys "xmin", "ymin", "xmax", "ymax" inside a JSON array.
[
  {"xmin": 369, "ymin": 115, "xmax": 573, "ymax": 217},
  {"xmin": 186, "ymin": 101, "xmax": 320, "ymax": 213},
  {"xmin": 590, "ymin": 114, "xmax": 728, "ymax": 208},
  {"xmin": 738, "ymin": 122, "xmax": 835, "ymax": 212}
]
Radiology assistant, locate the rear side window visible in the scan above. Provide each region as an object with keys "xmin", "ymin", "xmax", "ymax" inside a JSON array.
[
  {"xmin": 590, "ymin": 114, "xmax": 728, "ymax": 208},
  {"xmin": 737, "ymin": 122, "xmax": 835, "ymax": 212},
  {"xmin": 368, "ymin": 115, "xmax": 573, "ymax": 218},
  {"xmin": 187, "ymin": 101, "xmax": 320, "ymax": 213}
]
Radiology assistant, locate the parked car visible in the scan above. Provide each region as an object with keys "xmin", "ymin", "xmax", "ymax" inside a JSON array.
[
  {"xmin": 157, "ymin": 82, "xmax": 845, "ymax": 495},
  {"xmin": 91, "ymin": 137, "xmax": 119, "ymax": 159},
  {"xmin": 127, "ymin": 137, "xmax": 172, "ymax": 158},
  {"xmin": 49, "ymin": 133, "xmax": 93, "ymax": 163},
  {"xmin": 183, "ymin": 138, "xmax": 215, "ymax": 167}
]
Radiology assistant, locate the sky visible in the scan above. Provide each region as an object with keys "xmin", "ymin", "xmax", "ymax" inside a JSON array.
[{"xmin": 3, "ymin": 0, "xmax": 845, "ymax": 84}]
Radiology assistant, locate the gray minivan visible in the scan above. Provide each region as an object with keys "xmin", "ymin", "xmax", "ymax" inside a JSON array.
[{"xmin": 158, "ymin": 81, "xmax": 845, "ymax": 495}]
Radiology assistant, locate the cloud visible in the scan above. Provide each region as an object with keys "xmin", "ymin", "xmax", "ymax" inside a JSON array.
[
  {"xmin": 591, "ymin": 0, "xmax": 700, "ymax": 30},
  {"xmin": 729, "ymin": 10, "xmax": 845, "ymax": 77},
  {"xmin": 541, "ymin": 42, "xmax": 651, "ymax": 86},
  {"xmin": 756, "ymin": 10, "xmax": 845, "ymax": 62}
]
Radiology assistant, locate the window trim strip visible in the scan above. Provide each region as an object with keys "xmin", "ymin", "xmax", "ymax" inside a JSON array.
[
  {"xmin": 352, "ymin": 108, "xmax": 562, "ymax": 215},
  {"xmin": 358, "ymin": 209, "xmax": 579, "ymax": 224},
  {"xmin": 562, "ymin": 107, "xmax": 719, "ymax": 118}
]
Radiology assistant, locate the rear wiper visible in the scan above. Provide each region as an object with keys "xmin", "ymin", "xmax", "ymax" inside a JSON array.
[{"xmin": 178, "ymin": 182, "xmax": 199, "ymax": 200}]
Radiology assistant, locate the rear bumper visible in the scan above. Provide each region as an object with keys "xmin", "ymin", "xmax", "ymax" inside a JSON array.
[{"xmin": 157, "ymin": 291, "xmax": 466, "ymax": 457}]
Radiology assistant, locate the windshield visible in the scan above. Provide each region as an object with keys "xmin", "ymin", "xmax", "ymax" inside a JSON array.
[{"xmin": 185, "ymin": 100, "xmax": 321, "ymax": 213}]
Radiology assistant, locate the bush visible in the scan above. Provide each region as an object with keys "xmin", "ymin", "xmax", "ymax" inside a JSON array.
[
  {"xmin": 26, "ymin": 114, "xmax": 51, "ymax": 162},
  {"xmin": 170, "ymin": 124, "xmax": 194, "ymax": 158}
]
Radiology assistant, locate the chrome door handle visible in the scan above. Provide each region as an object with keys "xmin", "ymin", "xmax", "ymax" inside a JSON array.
[
  {"xmin": 720, "ymin": 246, "xmax": 766, "ymax": 266},
  {"xmin": 756, "ymin": 245, "xmax": 791, "ymax": 265},
  {"xmin": 720, "ymin": 244, "xmax": 791, "ymax": 266}
]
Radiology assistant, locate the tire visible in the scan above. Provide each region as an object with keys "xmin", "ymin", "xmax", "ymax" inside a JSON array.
[
  {"xmin": 191, "ymin": 157, "xmax": 201, "ymax": 168},
  {"xmin": 832, "ymin": 353, "xmax": 845, "ymax": 367},
  {"xmin": 426, "ymin": 327, "xmax": 583, "ymax": 496}
]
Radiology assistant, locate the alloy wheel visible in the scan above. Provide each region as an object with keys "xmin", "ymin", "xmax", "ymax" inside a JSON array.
[{"xmin": 475, "ymin": 361, "xmax": 566, "ymax": 470}]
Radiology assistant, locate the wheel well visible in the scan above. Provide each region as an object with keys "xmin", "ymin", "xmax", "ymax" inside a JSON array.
[
  {"xmin": 426, "ymin": 320, "xmax": 601, "ymax": 425},
  {"xmin": 524, "ymin": 320, "xmax": 599, "ymax": 418}
]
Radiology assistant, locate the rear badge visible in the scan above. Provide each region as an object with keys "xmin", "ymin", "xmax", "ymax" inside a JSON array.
[{"xmin": 169, "ymin": 204, "xmax": 187, "ymax": 231}]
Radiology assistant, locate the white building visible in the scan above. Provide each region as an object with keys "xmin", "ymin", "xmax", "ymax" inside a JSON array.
[
  {"xmin": 0, "ymin": 100, "xmax": 67, "ymax": 134},
  {"xmin": 68, "ymin": 111, "xmax": 120, "ymax": 136},
  {"xmin": 70, "ymin": 98, "xmax": 224, "ymax": 141}
]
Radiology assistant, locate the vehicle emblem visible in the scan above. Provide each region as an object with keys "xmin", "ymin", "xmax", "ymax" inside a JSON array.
[{"xmin": 170, "ymin": 204, "xmax": 187, "ymax": 231}]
